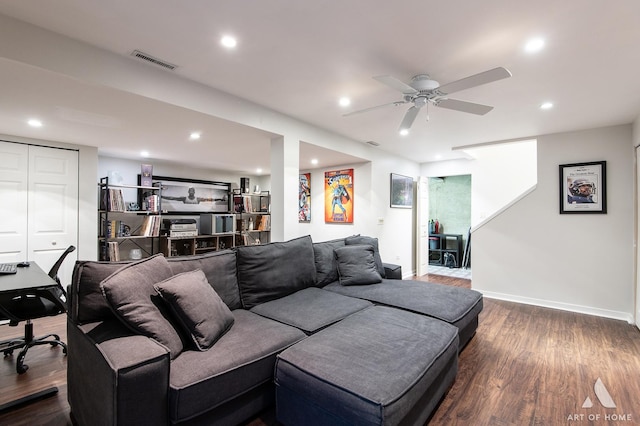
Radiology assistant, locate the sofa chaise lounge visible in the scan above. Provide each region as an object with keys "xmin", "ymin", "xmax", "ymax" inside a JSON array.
[{"xmin": 67, "ymin": 235, "xmax": 482, "ymax": 425}]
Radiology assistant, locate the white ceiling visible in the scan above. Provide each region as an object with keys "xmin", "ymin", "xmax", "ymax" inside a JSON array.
[{"xmin": 1, "ymin": 1, "xmax": 639, "ymax": 174}]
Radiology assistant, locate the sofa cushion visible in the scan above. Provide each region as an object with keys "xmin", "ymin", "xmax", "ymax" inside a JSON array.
[
  {"xmin": 168, "ymin": 309, "xmax": 306, "ymax": 423},
  {"xmin": 312, "ymin": 238, "xmax": 345, "ymax": 287},
  {"xmin": 167, "ymin": 249, "xmax": 241, "ymax": 310},
  {"xmin": 345, "ymin": 235, "xmax": 386, "ymax": 277},
  {"xmin": 334, "ymin": 245, "xmax": 382, "ymax": 286},
  {"xmin": 154, "ymin": 269, "xmax": 234, "ymax": 351},
  {"xmin": 235, "ymin": 235, "xmax": 317, "ymax": 309},
  {"xmin": 250, "ymin": 288, "xmax": 372, "ymax": 334},
  {"xmin": 324, "ymin": 278, "xmax": 483, "ymax": 349},
  {"xmin": 100, "ymin": 254, "xmax": 184, "ymax": 359},
  {"xmin": 71, "ymin": 260, "xmax": 133, "ymax": 324}
]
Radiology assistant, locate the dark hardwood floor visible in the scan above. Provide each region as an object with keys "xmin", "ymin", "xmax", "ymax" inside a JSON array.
[{"xmin": 1, "ymin": 274, "xmax": 639, "ymax": 425}]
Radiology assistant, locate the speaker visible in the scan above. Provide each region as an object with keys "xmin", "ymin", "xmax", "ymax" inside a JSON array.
[{"xmin": 241, "ymin": 177, "xmax": 250, "ymax": 193}]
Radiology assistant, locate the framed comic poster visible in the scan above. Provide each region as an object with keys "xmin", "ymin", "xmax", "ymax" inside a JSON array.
[
  {"xmin": 324, "ymin": 168, "xmax": 353, "ymax": 223},
  {"xmin": 559, "ymin": 161, "xmax": 607, "ymax": 214},
  {"xmin": 141, "ymin": 175, "xmax": 231, "ymax": 215},
  {"xmin": 390, "ymin": 173, "xmax": 413, "ymax": 208},
  {"xmin": 299, "ymin": 173, "xmax": 311, "ymax": 222}
]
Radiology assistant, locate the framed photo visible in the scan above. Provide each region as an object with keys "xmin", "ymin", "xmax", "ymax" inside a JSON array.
[
  {"xmin": 140, "ymin": 175, "xmax": 231, "ymax": 215},
  {"xmin": 324, "ymin": 169, "xmax": 353, "ymax": 223},
  {"xmin": 559, "ymin": 161, "xmax": 607, "ymax": 214},
  {"xmin": 390, "ymin": 173, "xmax": 413, "ymax": 208}
]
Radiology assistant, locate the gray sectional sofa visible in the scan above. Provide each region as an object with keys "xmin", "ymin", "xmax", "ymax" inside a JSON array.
[{"xmin": 67, "ymin": 235, "xmax": 482, "ymax": 426}]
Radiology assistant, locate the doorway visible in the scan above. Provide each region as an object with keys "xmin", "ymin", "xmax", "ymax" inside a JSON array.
[{"xmin": 428, "ymin": 175, "xmax": 471, "ymax": 278}]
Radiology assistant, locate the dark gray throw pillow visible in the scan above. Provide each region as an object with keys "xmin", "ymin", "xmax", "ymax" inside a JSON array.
[
  {"xmin": 154, "ymin": 269, "xmax": 234, "ymax": 351},
  {"xmin": 345, "ymin": 235, "xmax": 386, "ymax": 278},
  {"xmin": 313, "ymin": 238, "xmax": 346, "ymax": 287},
  {"xmin": 334, "ymin": 245, "xmax": 383, "ymax": 286},
  {"xmin": 100, "ymin": 254, "xmax": 184, "ymax": 359}
]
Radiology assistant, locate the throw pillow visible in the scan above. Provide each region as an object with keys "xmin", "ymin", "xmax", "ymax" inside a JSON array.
[
  {"xmin": 334, "ymin": 245, "xmax": 383, "ymax": 286},
  {"xmin": 154, "ymin": 269, "xmax": 235, "ymax": 351},
  {"xmin": 100, "ymin": 254, "xmax": 184, "ymax": 359},
  {"xmin": 345, "ymin": 235, "xmax": 386, "ymax": 278},
  {"xmin": 313, "ymin": 238, "xmax": 345, "ymax": 287}
]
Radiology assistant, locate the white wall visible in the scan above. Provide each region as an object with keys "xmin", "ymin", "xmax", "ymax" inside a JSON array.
[
  {"xmin": 473, "ymin": 125, "xmax": 635, "ymax": 321},
  {"xmin": 422, "ymin": 139, "xmax": 537, "ymax": 227}
]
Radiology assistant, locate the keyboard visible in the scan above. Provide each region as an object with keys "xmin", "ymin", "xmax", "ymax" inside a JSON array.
[{"xmin": 0, "ymin": 263, "xmax": 17, "ymax": 274}]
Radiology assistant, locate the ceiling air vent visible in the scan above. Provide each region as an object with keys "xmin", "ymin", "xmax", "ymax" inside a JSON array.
[
  {"xmin": 365, "ymin": 140, "xmax": 380, "ymax": 147},
  {"xmin": 130, "ymin": 50, "xmax": 177, "ymax": 70}
]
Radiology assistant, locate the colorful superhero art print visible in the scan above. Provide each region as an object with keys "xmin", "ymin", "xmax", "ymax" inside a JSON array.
[
  {"xmin": 324, "ymin": 168, "xmax": 353, "ymax": 223},
  {"xmin": 299, "ymin": 173, "xmax": 311, "ymax": 222}
]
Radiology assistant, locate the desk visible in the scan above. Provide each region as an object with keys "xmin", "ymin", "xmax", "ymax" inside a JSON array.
[{"xmin": 0, "ymin": 262, "xmax": 64, "ymax": 412}]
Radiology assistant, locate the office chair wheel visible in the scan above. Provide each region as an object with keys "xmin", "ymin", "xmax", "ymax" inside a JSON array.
[
  {"xmin": 16, "ymin": 352, "xmax": 28, "ymax": 374},
  {"xmin": 4, "ymin": 349, "xmax": 13, "ymax": 356}
]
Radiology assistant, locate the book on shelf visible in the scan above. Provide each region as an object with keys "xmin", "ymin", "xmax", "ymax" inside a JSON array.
[
  {"xmin": 107, "ymin": 241, "xmax": 120, "ymax": 261},
  {"xmin": 145, "ymin": 194, "xmax": 160, "ymax": 212},
  {"xmin": 101, "ymin": 188, "xmax": 126, "ymax": 212},
  {"xmin": 103, "ymin": 219, "xmax": 131, "ymax": 238},
  {"xmin": 255, "ymin": 215, "xmax": 271, "ymax": 231},
  {"xmin": 137, "ymin": 215, "xmax": 161, "ymax": 237}
]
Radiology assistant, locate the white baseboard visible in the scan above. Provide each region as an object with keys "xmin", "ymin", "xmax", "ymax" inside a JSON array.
[{"xmin": 478, "ymin": 289, "xmax": 635, "ymax": 324}]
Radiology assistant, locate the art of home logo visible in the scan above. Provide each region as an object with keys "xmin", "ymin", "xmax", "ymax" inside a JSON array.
[{"xmin": 567, "ymin": 378, "xmax": 633, "ymax": 422}]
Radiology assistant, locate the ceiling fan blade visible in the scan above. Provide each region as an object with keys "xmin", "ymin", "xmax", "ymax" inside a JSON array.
[
  {"xmin": 373, "ymin": 75, "xmax": 418, "ymax": 94},
  {"xmin": 435, "ymin": 98, "xmax": 494, "ymax": 115},
  {"xmin": 435, "ymin": 67, "xmax": 511, "ymax": 96},
  {"xmin": 398, "ymin": 106, "xmax": 420, "ymax": 131},
  {"xmin": 342, "ymin": 101, "xmax": 407, "ymax": 117}
]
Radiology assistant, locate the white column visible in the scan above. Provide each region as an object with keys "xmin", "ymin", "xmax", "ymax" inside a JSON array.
[{"xmin": 270, "ymin": 136, "xmax": 299, "ymax": 241}]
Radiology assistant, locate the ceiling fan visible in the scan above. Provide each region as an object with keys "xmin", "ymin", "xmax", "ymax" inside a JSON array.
[{"xmin": 344, "ymin": 67, "xmax": 512, "ymax": 133}]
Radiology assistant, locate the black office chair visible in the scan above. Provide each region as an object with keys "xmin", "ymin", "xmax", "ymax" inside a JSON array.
[{"xmin": 0, "ymin": 245, "xmax": 75, "ymax": 374}]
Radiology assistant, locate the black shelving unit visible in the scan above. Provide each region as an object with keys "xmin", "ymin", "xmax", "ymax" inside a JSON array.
[{"xmin": 428, "ymin": 233, "xmax": 463, "ymax": 267}]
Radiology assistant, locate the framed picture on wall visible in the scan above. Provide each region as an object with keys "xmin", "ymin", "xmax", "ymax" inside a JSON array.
[
  {"xmin": 299, "ymin": 173, "xmax": 311, "ymax": 222},
  {"xmin": 140, "ymin": 175, "xmax": 231, "ymax": 215},
  {"xmin": 559, "ymin": 161, "xmax": 607, "ymax": 214},
  {"xmin": 390, "ymin": 173, "xmax": 413, "ymax": 208},
  {"xmin": 324, "ymin": 169, "xmax": 353, "ymax": 223}
]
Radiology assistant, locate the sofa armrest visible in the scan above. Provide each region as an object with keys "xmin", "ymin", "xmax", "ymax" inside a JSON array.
[
  {"xmin": 382, "ymin": 262, "xmax": 402, "ymax": 280},
  {"xmin": 67, "ymin": 319, "xmax": 170, "ymax": 426}
]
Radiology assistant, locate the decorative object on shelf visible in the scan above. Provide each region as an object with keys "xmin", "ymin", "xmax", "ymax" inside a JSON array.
[
  {"xmin": 143, "ymin": 175, "xmax": 231, "ymax": 215},
  {"xmin": 390, "ymin": 173, "xmax": 413, "ymax": 208},
  {"xmin": 140, "ymin": 164, "xmax": 153, "ymax": 187},
  {"xmin": 324, "ymin": 169, "xmax": 353, "ymax": 224},
  {"xmin": 559, "ymin": 161, "xmax": 607, "ymax": 214},
  {"xmin": 299, "ymin": 173, "xmax": 311, "ymax": 223}
]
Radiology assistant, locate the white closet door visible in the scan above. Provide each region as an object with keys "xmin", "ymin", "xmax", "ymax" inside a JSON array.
[
  {"xmin": 0, "ymin": 142, "xmax": 28, "ymax": 261},
  {"xmin": 28, "ymin": 146, "xmax": 78, "ymax": 285}
]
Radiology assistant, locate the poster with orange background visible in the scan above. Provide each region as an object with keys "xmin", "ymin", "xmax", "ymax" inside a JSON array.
[{"xmin": 324, "ymin": 168, "xmax": 353, "ymax": 223}]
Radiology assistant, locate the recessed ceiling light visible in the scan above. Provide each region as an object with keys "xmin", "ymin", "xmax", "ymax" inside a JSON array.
[
  {"xmin": 27, "ymin": 119, "xmax": 42, "ymax": 127},
  {"xmin": 435, "ymin": 154, "xmax": 443, "ymax": 160},
  {"xmin": 221, "ymin": 35, "xmax": 237, "ymax": 49},
  {"xmin": 525, "ymin": 37, "xmax": 545, "ymax": 53},
  {"xmin": 190, "ymin": 132, "xmax": 201, "ymax": 140},
  {"xmin": 140, "ymin": 150, "xmax": 150, "ymax": 158},
  {"xmin": 311, "ymin": 158, "xmax": 319, "ymax": 165},
  {"xmin": 540, "ymin": 102, "xmax": 554, "ymax": 110},
  {"xmin": 399, "ymin": 129, "xmax": 409, "ymax": 136},
  {"xmin": 339, "ymin": 97, "xmax": 351, "ymax": 107},
  {"xmin": 256, "ymin": 168, "xmax": 263, "ymax": 174}
]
